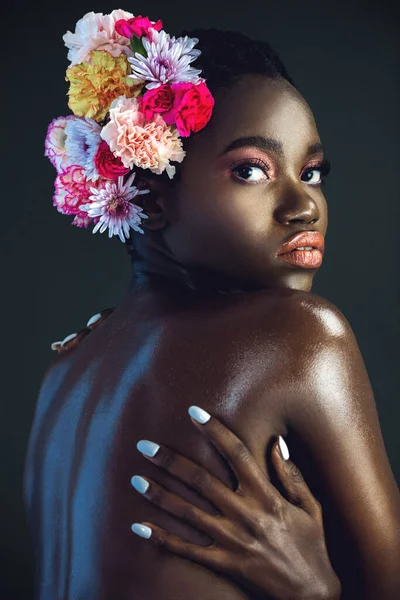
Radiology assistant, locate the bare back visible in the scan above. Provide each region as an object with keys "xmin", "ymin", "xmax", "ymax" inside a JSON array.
[{"xmin": 24, "ymin": 287, "xmax": 307, "ymax": 600}]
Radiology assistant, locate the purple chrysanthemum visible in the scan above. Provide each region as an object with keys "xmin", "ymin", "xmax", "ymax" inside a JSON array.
[
  {"xmin": 80, "ymin": 172, "xmax": 150, "ymax": 242},
  {"xmin": 128, "ymin": 29, "xmax": 203, "ymax": 90}
]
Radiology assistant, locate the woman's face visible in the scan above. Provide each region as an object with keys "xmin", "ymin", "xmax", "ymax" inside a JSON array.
[{"xmin": 162, "ymin": 74, "xmax": 329, "ymax": 292}]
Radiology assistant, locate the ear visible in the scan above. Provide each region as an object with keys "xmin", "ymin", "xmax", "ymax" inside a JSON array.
[{"xmin": 133, "ymin": 171, "xmax": 171, "ymax": 231}]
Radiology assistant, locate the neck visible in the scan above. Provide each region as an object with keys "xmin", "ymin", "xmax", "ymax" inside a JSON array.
[
  {"xmin": 128, "ymin": 257, "xmax": 266, "ymax": 297},
  {"xmin": 127, "ymin": 231, "xmax": 266, "ymax": 298}
]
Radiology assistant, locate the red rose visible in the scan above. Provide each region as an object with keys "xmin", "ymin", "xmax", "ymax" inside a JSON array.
[
  {"xmin": 94, "ymin": 141, "xmax": 130, "ymax": 180},
  {"xmin": 162, "ymin": 82, "xmax": 215, "ymax": 137},
  {"xmin": 140, "ymin": 85, "xmax": 175, "ymax": 120},
  {"xmin": 115, "ymin": 16, "xmax": 163, "ymax": 40}
]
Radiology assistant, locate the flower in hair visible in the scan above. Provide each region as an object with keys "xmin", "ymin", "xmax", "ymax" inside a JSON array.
[
  {"xmin": 63, "ymin": 9, "xmax": 135, "ymax": 66},
  {"xmin": 66, "ymin": 50, "xmax": 142, "ymax": 122},
  {"xmin": 44, "ymin": 116, "xmax": 76, "ymax": 174},
  {"xmin": 53, "ymin": 165, "xmax": 99, "ymax": 228},
  {"xmin": 45, "ymin": 9, "xmax": 215, "ymax": 241},
  {"xmin": 100, "ymin": 95, "xmax": 185, "ymax": 178},
  {"xmin": 115, "ymin": 15, "xmax": 163, "ymax": 40},
  {"xmin": 147, "ymin": 81, "xmax": 215, "ymax": 137},
  {"xmin": 64, "ymin": 117, "xmax": 102, "ymax": 180},
  {"xmin": 128, "ymin": 29, "xmax": 202, "ymax": 90},
  {"xmin": 79, "ymin": 172, "xmax": 150, "ymax": 241},
  {"xmin": 94, "ymin": 140, "xmax": 130, "ymax": 180}
]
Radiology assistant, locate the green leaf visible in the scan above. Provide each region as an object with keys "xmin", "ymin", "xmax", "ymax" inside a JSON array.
[{"xmin": 130, "ymin": 36, "xmax": 146, "ymax": 57}]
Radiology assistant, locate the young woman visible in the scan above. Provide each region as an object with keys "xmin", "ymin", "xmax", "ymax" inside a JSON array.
[{"xmin": 24, "ymin": 24, "xmax": 400, "ymax": 600}]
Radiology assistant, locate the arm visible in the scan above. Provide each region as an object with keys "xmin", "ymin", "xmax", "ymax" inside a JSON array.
[
  {"xmin": 47, "ymin": 306, "xmax": 341, "ymax": 600},
  {"xmin": 284, "ymin": 295, "xmax": 400, "ymax": 599}
]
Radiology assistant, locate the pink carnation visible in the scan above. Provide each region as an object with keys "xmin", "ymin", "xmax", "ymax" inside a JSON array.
[
  {"xmin": 63, "ymin": 9, "xmax": 135, "ymax": 66},
  {"xmin": 94, "ymin": 140, "xmax": 130, "ymax": 180},
  {"xmin": 139, "ymin": 85, "xmax": 175, "ymax": 121},
  {"xmin": 115, "ymin": 15, "xmax": 163, "ymax": 40},
  {"xmin": 44, "ymin": 115, "xmax": 75, "ymax": 173},
  {"xmin": 162, "ymin": 81, "xmax": 215, "ymax": 137},
  {"xmin": 53, "ymin": 165, "xmax": 102, "ymax": 228},
  {"xmin": 100, "ymin": 96, "xmax": 185, "ymax": 179}
]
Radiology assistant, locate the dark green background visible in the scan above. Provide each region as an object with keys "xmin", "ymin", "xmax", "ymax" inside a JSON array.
[{"xmin": 2, "ymin": 0, "xmax": 399, "ymax": 597}]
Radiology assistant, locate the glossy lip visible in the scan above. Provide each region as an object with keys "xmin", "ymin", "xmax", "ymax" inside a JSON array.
[
  {"xmin": 277, "ymin": 231, "xmax": 325, "ymax": 256},
  {"xmin": 277, "ymin": 248, "xmax": 323, "ymax": 268}
]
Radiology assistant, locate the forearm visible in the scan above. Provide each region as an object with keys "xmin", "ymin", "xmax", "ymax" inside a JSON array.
[{"xmin": 339, "ymin": 571, "xmax": 400, "ymax": 600}]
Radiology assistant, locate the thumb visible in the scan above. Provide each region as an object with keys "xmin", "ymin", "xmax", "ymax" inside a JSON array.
[{"xmin": 272, "ymin": 436, "xmax": 321, "ymax": 519}]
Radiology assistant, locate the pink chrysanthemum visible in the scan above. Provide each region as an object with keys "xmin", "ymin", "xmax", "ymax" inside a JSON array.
[
  {"xmin": 79, "ymin": 172, "xmax": 151, "ymax": 242},
  {"xmin": 63, "ymin": 9, "xmax": 135, "ymax": 66},
  {"xmin": 128, "ymin": 29, "xmax": 202, "ymax": 90},
  {"xmin": 100, "ymin": 95, "xmax": 185, "ymax": 179}
]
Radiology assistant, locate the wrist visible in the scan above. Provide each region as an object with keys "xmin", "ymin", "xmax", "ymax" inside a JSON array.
[
  {"xmin": 299, "ymin": 574, "xmax": 341, "ymax": 600},
  {"xmin": 319, "ymin": 576, "xmax": 341, "ymax": 600}
]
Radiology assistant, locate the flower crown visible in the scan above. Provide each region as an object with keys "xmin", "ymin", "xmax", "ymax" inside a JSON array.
[{"xmin": 44, "ymin": 9, "xmax": 215, "ymax": 243}]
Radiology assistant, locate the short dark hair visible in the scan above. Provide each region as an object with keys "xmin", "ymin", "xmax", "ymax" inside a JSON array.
[
  {"xmin": 126, "ymin": 28, "xmax": 295, "ymax": 262},
  {"xmin": 177, "ymin": 27, "xmax": 296, "ymax": 94}
]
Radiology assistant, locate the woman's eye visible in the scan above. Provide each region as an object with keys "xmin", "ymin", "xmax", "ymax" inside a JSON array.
[
  {"xmin": 232, "ymin": 164, "xmax": 268, "ymax": 182},
  {"xmin": 302, "ymin": 167, "xmax": 322, "ymax": 185}
]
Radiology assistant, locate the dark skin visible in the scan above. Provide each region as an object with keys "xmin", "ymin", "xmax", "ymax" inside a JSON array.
[
  {"xmin": 49, "ymin": 309, "xmax": 341, "ymax": 600},
  {"xmin": 24, "ymin": 75, "xmax": 400, "ymax": 599}
]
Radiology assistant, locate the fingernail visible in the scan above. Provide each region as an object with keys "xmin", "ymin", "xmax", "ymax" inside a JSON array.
[
  {"xmin": 131, "ymin": 523, "xmax": 152, "ymax": 539},
  {"xmin": 188, "ymin": 405, "xmax": 211, "ymax": 424},
  {"xmin": 137, "ymin": 440, "xmax": 160, "ymax": 457},
  {"xmin": 131, "ymin": 475, "xmax": 149, "ymax": 494},
  {"xmin": 87, "ymin": 313, "xmax": 102, "ymax": 327},
  {"xmin": 61, "ymin": 333, "xmax": 78, "ymax": 345},
  {"xmin": 278, "ymin": 435, "xmax": 290, "ymax": 461},
  {"xmin": 51, "ymin": 341, "xmax": 63, "ymax": 351}
]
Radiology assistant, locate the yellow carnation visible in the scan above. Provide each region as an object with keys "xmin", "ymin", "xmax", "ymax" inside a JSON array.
[{"xmin": 65, "ymin": 50, "xmax": 143, "ymax": 122}]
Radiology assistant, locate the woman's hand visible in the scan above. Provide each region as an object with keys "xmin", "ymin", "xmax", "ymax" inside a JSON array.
[
  {"xmin": 131, "ymin": 408, "xmax": 341, "ymax": 600},
  {"xmin": 50, "ymin": 308, "xmax": 115, "ymax": 353},
  {"xmin": 50, "ymin": 314, "xmax": 341, "ymax": 599}
]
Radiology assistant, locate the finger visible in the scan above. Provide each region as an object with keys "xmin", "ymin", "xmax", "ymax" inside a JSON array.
[
  {"xmin": 131, "ymin": 475, "xmax": 237, "ymax": 547},
  {"xmin": 272, "ymin": 436, "xmax": 322, "ymax": 520},
  {"xmin": 86, "ymin": 307, "xmax": 115, "ymax": 330},
  {"xmin": 51, "ymin": 332, "xmax": 78, "ymax": 353},
  {"xmin": 131, "ymin": 520, "xmax": 231, "ymax": 574},
  {"xmin": 136, "ymin": 440, "xmax": 244, "ymax": 521},
  {"xmin": 188, "ymin": 406, "xmax": 278, "ymax": 500},
  {"xmin": 50, "ymin": 308, "xmax": 115, "ymax": 353},
  {"xmin": 51, "ymin": 330, "xmax": 88, "ymax": 353}
]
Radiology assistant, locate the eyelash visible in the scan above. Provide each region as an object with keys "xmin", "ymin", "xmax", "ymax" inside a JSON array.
[{"xmin": 231, "ymin": 157, "xmax": 331, "ymax": 187}]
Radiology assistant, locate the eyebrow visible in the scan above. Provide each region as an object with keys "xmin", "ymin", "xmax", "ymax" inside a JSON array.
[{"xmin": 220, "ymin": 136, "xmax": 325, "ymax": 158}]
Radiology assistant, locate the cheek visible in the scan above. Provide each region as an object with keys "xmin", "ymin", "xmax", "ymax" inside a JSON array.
[{"xmin": 166, "ymin": 177, "xmax": 272, "ymax": 268}]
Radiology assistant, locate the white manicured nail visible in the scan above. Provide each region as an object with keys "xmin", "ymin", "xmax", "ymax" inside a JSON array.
[
  {"xmin": 131, "ymin": 475, "xmax": 150, "ymax": 494},
  {"xmin": 87, "ymin": 313, "xmax": 102, "ymax": 327},
  {"xmin": 278, "ymin": 435, "xmax": 290, "ymax": 460},
  {"xmin": 188, "ymin": 405, "xmax": 211, "ymax": 424},
  {"xmin": 51, "ymin": 341, "xmax": 63, "ymax": 351},
  {"xmin": 137, "ymin": 440, "xmax": 160, "ymax": 457},
  {"xmin": 61, "ymin": 333, "xmax": 78, "ymax": 345},
  {"xmin": 131, "ymin": 523, "xmax": 152, "ymax": 539}
]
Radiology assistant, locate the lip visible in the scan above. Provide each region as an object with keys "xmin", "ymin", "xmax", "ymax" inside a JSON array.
[
  {"xmin": 276, "ymin": 231, "xmax": 325, "ymax": 269},
  {"xmin": 277, "ymin": 231, "xmax": 325, "ymax": 255}
]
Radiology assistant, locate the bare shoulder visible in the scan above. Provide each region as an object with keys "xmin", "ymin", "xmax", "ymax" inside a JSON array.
[
  {"xmin": 251, "ymin": 287, "xmax": 352, "ymax": 346},
  {"xmin": 264, "ymin": 289, "xmax": 366, "ymax": 411},
  {"xmin": 267, "ymin": 294, "xmax": 400, "ymax": 597}
]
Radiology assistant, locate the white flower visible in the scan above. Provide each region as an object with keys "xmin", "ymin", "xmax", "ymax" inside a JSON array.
[
  {"xmin": 44, "ymin": 115, "xmax": 75, "ymax": 173},
  {"xmin": 64, "ymin": 117, "xmax": 102, "ymax": 180},
  {"xmin": 63, "ymin": 9, "xmax": 135, "ymax": 66},
  {"xmin": 128, "ymin": 29, "xmax": 203, "ymax": 89},
  {"xmin": 80, "ymin": 172, "xmax": 150, "ymax": 242}
]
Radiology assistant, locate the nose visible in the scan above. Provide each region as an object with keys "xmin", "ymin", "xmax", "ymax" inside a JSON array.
[{"xmin": 273, "ymin": 190, "xmax": 320, "ymax": 226}]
